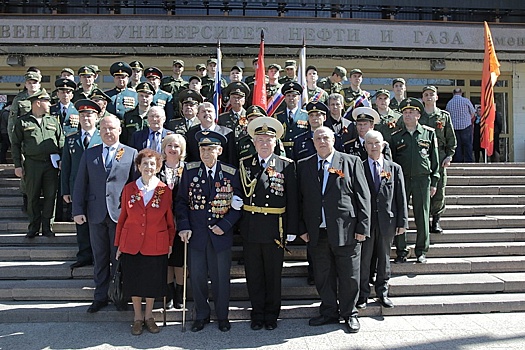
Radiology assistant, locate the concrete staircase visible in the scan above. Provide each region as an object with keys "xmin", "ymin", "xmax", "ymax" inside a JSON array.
[{"xmin": 1, "ymin": 163, "xmax": 525, "ymax": 323}]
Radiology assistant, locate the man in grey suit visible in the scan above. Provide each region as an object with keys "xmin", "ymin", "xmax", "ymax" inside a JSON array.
[
  {"xmin": 72, "ymin": 115, "xmax": 137, "ymax": 313},
  {"xmin": 297, "ymin": 126, "xmax": 370, "ymax": 333},
  {"xmin": 358, "ymin": 130, "xmax": 408, "ymax": 310}
]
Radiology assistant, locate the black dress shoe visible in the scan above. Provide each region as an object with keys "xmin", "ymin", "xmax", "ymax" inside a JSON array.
[
  {"xmin": 378, "ymin": 296, "xmax": 394, "ymax": 308},
  {"xmin": 416, "ymin": 255, "xmax": 427, "ymax": 264},
  {"xmin": 394, "ymin": 256, "xmax": 407, "ymax": 264},
  {"xmin": 309, "ymin": 315, "xmax": 340, "ymax": 326},
  {"xmin": 87, "ymin": 300, "xmax": 108, "ymax": 313},
  {"xmin": 344, "ymin": 316, "xmax": 360, "ymax": 333},
  {"xmin": 356, "ymin": 298, "xmax": 367, "ymax": 309},
  {"xmin": 250, "ymin": 321, "xmax": 264, "ymax": 330},
  {"xmin": 42, "ymin": 230, "xmax": 55, "ymax": 237},
  {"xmin": 218, "ymin": 319, "xmax": 231, "ymax": 332},
  {"xmin": 191, "ymin": 318, "xmax": 210, "ymax": 332},
  {"xmin": 70, "ymin": 261, "xmax": 93, "ymax": 269},
  {"xmin": 25, "ymin": 231, "xmax": 38, "ymax": 238},
  {"xmin": 265, "ymin": 321, "xmax": 277, "ymax": 330}
]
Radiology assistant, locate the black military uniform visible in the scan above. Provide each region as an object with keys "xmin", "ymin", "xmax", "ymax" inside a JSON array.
[
  {"xmin": 165, "ymin": 89, "xmax": 203, "ymax": 135},
  {"xmin": 218, "ymin": 82, "xmax": 250, "ymax": 141}
]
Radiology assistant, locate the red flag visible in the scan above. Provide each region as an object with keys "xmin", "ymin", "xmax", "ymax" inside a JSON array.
[
  {"xmin": 480, "ymin": 21, "xmax": 501, "ymax": 157},
  {"xmin": 252, "ymin": 30, "xmax": 267, "ymax": 110}
]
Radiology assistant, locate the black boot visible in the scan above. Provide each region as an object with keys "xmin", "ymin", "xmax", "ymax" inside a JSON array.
[
  {"xmin": 174, "ymin": 283, "xmax": 184, "ymax": 309},
  {"xmin": 166, "ymin": 282, "xmax": 175, "ymax": 309},
  {"xmin": 430, "ymin": 215, "xmax": 443, "ymax": 234}
]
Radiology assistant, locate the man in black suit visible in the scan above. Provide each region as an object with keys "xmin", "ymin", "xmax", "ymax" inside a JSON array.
[
  {"xmin": 358, "ymin": 130, "xmax": 408, "ymax": 310},
  {"xmin": 185, "ymin": 102, "xmax": 236, "ymax": 166},
  {"xmin": 297, "ymin": 126, "xmax": 370, "ymax": 333}
]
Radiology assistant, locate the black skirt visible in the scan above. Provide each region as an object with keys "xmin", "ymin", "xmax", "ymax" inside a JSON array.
[
  {"xmin": 168, "ymin": 233, "xmax": 184, "ymax": 267},
  {"xmin": 121, "ymin": 252, "xmax": 168, "ymax": 298}
]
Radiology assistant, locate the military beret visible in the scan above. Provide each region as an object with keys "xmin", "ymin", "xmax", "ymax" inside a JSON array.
[
  {"xmin": 281, "ymin": 81, "xmax": 303, "ymax": 95},
  {"xmin": 306, "ymin": 101, "xmax": 329, "ymax": 115},
  {"xmin": 173, "ymin": 59, "xmax": 185, "ymax": 66},
  {"xmin": 352, "ymin": 107, "xmax": 379, "ymax": 124},
  {"xmin": 246, "ymin": 105, "xmax": 267, "ymax": 119},
  {"xmin": 110, "ymin": 61, "xmax": 132, "ymax": 76},
  {"xmin": 284, "ymin": 60, "xmax": 297, "ymax": 68},
  {"xmin": 78, "ymin": 66, "xmax": 96, "ymax": 76},
  {"xmin": 423, "ymin": 85, "xmax": 438, "ymax": 93},
  {"xmin": 399, "ymin": 98, "xmax": 424, "ymax": 112},
  {"xmin": 135, "ymin": 82, "xmax": 155, "ymax": 94},
  {"xmin": 144, "ymin": 67, "xmax": 163, "ymax": 79},
  {"xmin": 268, "ymin": 63, "xmax": 282, "ymax": 71},
  {"xmin": 333, "ymin": 66, "xmax": 347, "ymax": 81},
  {"xmin": 61, "ymin": 67, "xmax": 75, "ymax": 76},
  {"xmin": 24, "ymin": 71, "xmax": 41, "ymax": 82},
  {"xmin": 248, "ymin": 116, "xmax": 284, "ymax": 139},
  {"xmin": 74, "ymin": 99, "xmax": 101, "ymax": 113},
  {"xmin": 393, "ymin": 77, "xmax": 406, "ymax": 86},
  {"xmin": 129, "ymin": 60, "xmax": 144, "ymax": 70},
  {"xmin": 349, "ymin": 68, "xmax": 363, "ymax": 76},
  {"xmin": 179, "ymin": 89, "xmax": 203, "ymax": 105},
  {"xmin": 90, "ymin": 88, "xmax": 112, "ymax": 103},
  {"xmin": 196, "ymin": 63, "xmax": 206, "ymax": 70},
  {"xmin": 54, "ymin": 78, "xmax": 77, "ymax": 90},
  {"xmin": 375, "ymin": 88, "xmax": 391, "ymax": 98},
  {"xmin": 195, "ymin": 130, "xmax": 227, "ymax": 147},
  {"xmin": 27, "ymin": 88, "xmax": 50, "ymax": 101},
  {"xmin": 225, "ymin": 82, "xmax": 250, "ymax": 97}
]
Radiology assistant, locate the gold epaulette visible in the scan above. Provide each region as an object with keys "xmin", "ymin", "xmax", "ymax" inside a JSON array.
[
  {"xmin": 186, "ymin": 161, "xmax": 201, "ymax": 170},
  {"xmin": 221, "ymin": 163, "xmax": 236, "ymax": 175},
  {"xmin": 239, "ymin": 154, "xmax": 254, "ymax": 163},
  {"xmin": 278, "ymin": 155, "xmax": 293, "ymax": 163}
]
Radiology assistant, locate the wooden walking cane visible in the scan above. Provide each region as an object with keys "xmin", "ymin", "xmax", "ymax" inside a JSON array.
[{"xmin": 182, "ymin": 240, "xmax": 188, "ymax": 332}]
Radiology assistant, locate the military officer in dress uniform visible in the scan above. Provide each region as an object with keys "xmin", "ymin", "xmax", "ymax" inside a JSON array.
[
  {"xmin": 72, "ymin": 66, "xmax": 98, "ymax": 102},
  {"xmin": 344, "ymin": 107, "xmax": 391, "ymax": 160},
  {"xmin": 218, "ymin": 82, "xmax": 250, "ymax": 141},
  {"xmin": 239, "ymin": 116, "xmax": 298, "ymax": 331},
  {"xmin": 128, "ymin": 60, "xmax": 144, "ymax": 90},
  {"xmin": 278, "ymin": 60, "xmax": 298, "ymax": 84},
  {"xmin": 389, "ymin": 78, "xmax": 406, "ymax": 112},
  {"xmin": 105, "ymin": 61, "xmax": 138, "ymax": 120},
  {"xmin": 50, "ymin": 78, "xmax": 79, "ymax": 137},
  {"xmin": 420, "ymin": 86, "xmax": 456, "ymax": 234},
  {"xmin": 374, "ymin": 88, "xmax": 401, "ymax": 144},
  {"xmin": 145, "ymin": 67, "xmax": 175, "ymax": 122},
  {"xmin": 121, "ymin": 82, "xmax": 154, "ymax": 145},
  {"xmin": 274, "ymin": 82, "xmax": 309, "ymax": 159},
  {"xmin": 176, "ymin": 130, "xmax": 242, "ymax": 333},
  {"xmin": 165, "ymin": 89, "xmax": 203, "ymax": 135},
  {"xmin": 391, "ymin": 98, "xmax": 439, "ymax": 264},
  {"xmin": 62, "ymin": 99, "xmax": 102, "ymax": 268},
  {"xmin": 90, "ymin": 89, "xmax": 115, "ymax": 120},
  {"xmin": 317, "ymin": 66, "xmax": 347, "ymax": 95},
  {"xmin": 305, "ymin": 66, "xmax": 329, "ymax": 105},
  {"xmin": 11, "ymin": 89, "xmax": 64, "ymax": 238},
  {"xmin": 340, "ymin": 68, "xmax": 371, "ymax": 120}
]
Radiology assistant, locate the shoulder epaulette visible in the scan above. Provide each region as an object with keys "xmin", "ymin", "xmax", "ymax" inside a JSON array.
[
  {"xmin": 239, "ymin": 154, "xmax": 254, "ymax": 163},
  {"xmin": 278, "ymin": 155, "xmax": 293, "ymax": 163},
  {"xmin": 186, "ymin": 161, "xmax": 201, "ymax": 170},
  {"xmin": 298, "ymin": 153, "xmax": 316, "ymax": 163},
  {"xmin": 347, "ymin": 138, "xmax": 357, "ymax": 143},
  {"xmin": 391, "ymin": 129, "xmax": 402, "ymax": 136},
  {"xmin": 440, "ymin": 109, "xmax": 451, "ymax": 117},
  {"xmin": 421, "ymin": 124, "xmax": 435, "ymax": 132},
  {"xmin": 293, "ymin": 131, "xmax": 309, "ymax": 140},
  {"xmin": 65, "ymin": 130, "xmax": 78, "ymax": 137},
  {"xmin": 220, "ymin": 163, "xmax": 236, "ymax": 175}
]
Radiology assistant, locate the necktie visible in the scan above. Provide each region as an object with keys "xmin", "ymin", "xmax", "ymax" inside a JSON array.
[
  {"xmin": 208, "ymin": 169, "xmax": 214, "ymax": 194},
  {"xmin": 260, "ymin": 158, "xmax": 266, "ymax": 169},
  {"xmin": 373, "ymin": 161, "xmax": 381, "ymax": 193},
  {"xmin": 104, "ymin": 146, "xmax": 113, "ymax": 172},
  {"xmin": 318, "ymin": 160, "xmax": 325, "ymax": 186},
  {"xmin": 62, "ymin": 106, "xmax": 67, "ymax": 119},
  {"xmin": 83, "ymin": 133, "xmax": 91, "ymax": 149},
  {"xmin": 151, "ymin": 131, "xmax": 160, "ymax": 152},
  {"xmin": 288, "ymin": 110, "xmax": 294, "ymax": 124}
]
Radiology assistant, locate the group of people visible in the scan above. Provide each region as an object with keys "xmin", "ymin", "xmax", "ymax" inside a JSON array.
[{"xmin": 6, "ymin": 57, "xmax": 470, "ymax": 335}]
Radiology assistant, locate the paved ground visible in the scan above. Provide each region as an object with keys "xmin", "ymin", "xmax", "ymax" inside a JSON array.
[{"xmin": 1, "ymin": 312, "xmax": 525, "ymax": 349}]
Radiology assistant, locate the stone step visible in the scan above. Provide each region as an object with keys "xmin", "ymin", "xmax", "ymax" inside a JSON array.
[
  {"xmin": 446, "ymin": 186, "xmax": 525, "ymax": 195},
  {"xmin": 446, "ymin": 195, "xmax": 525, "ymax": 205},
  {"xmin": 412, "ymin": 228, "xmax": 525, "ymax": 243},
  {"xmin": 409, "ymin": 205, "xmax": 525, "ymax": 217},
  {"xmin": 0, "ymin": 209, "xmax": 27, "ymax": 219},
  {"xmin": 0, "ymin": 222, "xmax": 76, "ymax": 235},
  {"xmin": 409, "ymin": 215, "xmax": 525, "ymax": 230},
  {"xmin": 447, "ymin": 176, "xmax": 525, "ymax": 186},
  {"xmin": 423, "ymin": 242, "xmax": 525, "ymax": 258}
]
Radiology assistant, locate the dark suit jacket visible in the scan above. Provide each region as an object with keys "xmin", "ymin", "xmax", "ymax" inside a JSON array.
[
  {"xmin": 114, "ymin": 180, "xmax": 176, "ymax": 256},
  {"xmin": 175, "ymin": 161, "xmax": 242, "ymax": 252},
  {"xmin": 185, "ymin": 124, "xmax": 237, "ymax": 166},
  {"xmin": 72, "ymin": 143, "xmax": 138, "ymax": 224},
  {"xmin": 61, "ymin": 129, "xmax": 102, "ymax": 196},
  {"xmin": 363, "ymin": 158, "xmax": 408, "ymax": 235},
  {"xmin": 298, "ymin": 151, "xmax": 371, "ymax": 248},
  {"xmin": 129, "ymin": 127, "xmax": 173, "ymax": 152}
]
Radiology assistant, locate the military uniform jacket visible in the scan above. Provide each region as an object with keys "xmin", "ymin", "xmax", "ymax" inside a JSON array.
[
  {"xmin": 363, "ymin": 158, "xmax": 408, "ymax": 234},
  {"xmin": 420, "ymin": 108, "xmax": 457, "ymax": 162},
  {"xmin": 185, "ymin": 125, "xmax": 237, "ymax": 166},
  {"xmin": 275, "ymin": 108, "xmax": 309, "ymax": 158},
  {"xmin": 307, "ymin": 87, "xmax": 329, "ymax": 104},
  {"xmin": 218, "ymin": 108, "xmax": 247, "ymax": 141},
  {"xmin": 153, "ymin": 89, "xmax": 175, "ymax": 121},
  {"xmin": 375, "ymin": 108, "xmax": 401, "ymax": 144},
  {"xmin": 340, "ymin": 87, "xmax": 370, "ymax": 112},
  {"xmin": 317, "ymin": 77, "xmax": 342, "ymax": 94},
  {"xmin": 344, "ymin": 136, "xmax": 392, "ymax": 161},
  {"xmin": 121, "ymin": 106, "xmax": 148, "ymax": 146},
  {"xmin": 239, "ymin": 153, "xmax": 299, "ymax": 243},
  {"xmin": 50, "ymin": 103, "xmax": 80, "ymax": 137},
  {"xmin": 175, "ymin": 161, "xmax": 242, "ymax": 253},
  {"xmin": 165, "ymin": 117, "xmax": 200, "ymax": 136},
  {"xmin": 11, "ymin": 112, "xmax": 64, "ymax": 168},
  {"xmin": 389, "ymin": 98, "xmax": 403, "ymax": 112},
  {"xmin": 160, "ymin": 76, "xmax": 188, "ymax": 95},
  {"xmin": 292, "ymin": 129, "xmax": 344, "ymax": 162},
  {"xmin": 105, "ymin": 87, "xmax": 138, "ymax": 120},
  {"xmin": 61, "ymin": 129, "xmax": 102, "ymax": 196},
  {"xmin": 391, "ymin": 124, "xmax": 440, "ymax": 187},
  {"xmin": 72, "ymin": 84, "xmax": 98, "ymax": 103},
  {"xmin": 8, "ymin": 90, "xmax": 31, "ymax": 141},
  {"xmin": 237, "ymin": 135, "xmax": 285, "ymax": 160},
  {"xmin": 324, "ymin": 115, "xmax": 357, "ymax": 148},
  {"xmin": 201, "ymin": 77, "xmax": 227, "ymax": 101}
]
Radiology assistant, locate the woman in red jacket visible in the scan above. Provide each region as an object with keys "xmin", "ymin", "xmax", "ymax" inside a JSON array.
[{"xmin": 115, "ymin": 149, "xmax": 175, "ymax": 335}]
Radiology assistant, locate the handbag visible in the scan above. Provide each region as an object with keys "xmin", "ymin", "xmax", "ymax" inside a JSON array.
[{"xmin": 108, "ymin": 259, "xmax": 126, "ymax": 310}]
